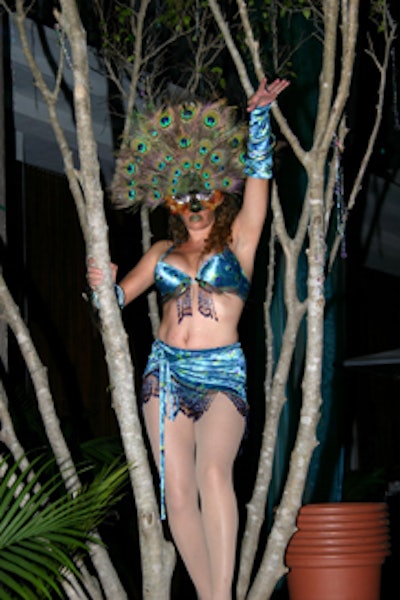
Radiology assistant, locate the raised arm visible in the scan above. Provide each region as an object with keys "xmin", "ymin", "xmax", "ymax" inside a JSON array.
[{"xmin": 233, "ymin": 77, "xmax": 290, "ymax": 253}]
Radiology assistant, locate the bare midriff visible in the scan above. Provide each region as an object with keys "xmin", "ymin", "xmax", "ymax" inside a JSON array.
[{"xmin": 157, "ymin": 285, "xmax": 244, "ymax": 349}]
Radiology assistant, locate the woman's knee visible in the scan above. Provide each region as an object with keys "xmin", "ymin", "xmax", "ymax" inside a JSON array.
[
  {"xmin": 197, "ymin": 462, "xmax": 232, "ymax": 497},
  {"xmin": 165, "ymin": 479, "xmax": 198, "ymax": 515}
]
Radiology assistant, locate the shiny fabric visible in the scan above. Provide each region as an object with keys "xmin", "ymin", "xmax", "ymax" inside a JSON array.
[
  {"xmin": 154, "ymin": 246, "xmax": 250, "ymax": 323},
  {"xmin": 142, "ymin": 339, "xmax": 248, "ymax": 519},
  {"xmin": 245, "ymin": 104, "xmax": 274, "ymax": 180}
]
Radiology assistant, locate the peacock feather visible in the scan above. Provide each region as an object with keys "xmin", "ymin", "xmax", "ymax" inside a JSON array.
[{"xmin": 110, "ymin": 100, "xmax": 247, "ymax": 210}]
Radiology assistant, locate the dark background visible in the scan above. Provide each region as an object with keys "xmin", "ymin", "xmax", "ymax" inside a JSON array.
[{"xmin": 1, "ymin": 2, "xmax": 400, "ymax": 598}]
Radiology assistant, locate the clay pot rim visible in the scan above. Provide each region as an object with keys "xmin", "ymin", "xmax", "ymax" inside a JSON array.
[
  {"xmin": 287, "ymin": 537, "xmax": 390, "ymax": 548},
  {"xmin": 299, "ymin": 502, "xmax": 387, "ymax": 514},
  {"xmin": 288, "ymin": 537, "xmax": 390, "ymax": 547},
  {"xmin": 285, "ymin": 552, "xmax": 390, "ymax": 567},
  {"xmin": 295, "ymin": 526, "xmax": 390, "ymax": 535},
  {"xmin": 297, "ymin": 513, "xmax": 389, "ymax": 523},
  {"xmin": 286, "ymin": 542, "xmax": 390, "ymax": 554},
  {"xmin": 296, "ymin": 518, "xmax": 389, "ymax": 528},
  {"xmin": 292, "ymin": 529, "xmax": 389, "ymax": 539}
]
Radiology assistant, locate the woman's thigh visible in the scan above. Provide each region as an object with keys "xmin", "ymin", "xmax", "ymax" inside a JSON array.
[
  {"xmin": 142, "ymin": 397, "xmax": 198, "ymax": 495},
  {"xmin": 194, "ymin": 393, "xmax": 246, "ymax": 479}
]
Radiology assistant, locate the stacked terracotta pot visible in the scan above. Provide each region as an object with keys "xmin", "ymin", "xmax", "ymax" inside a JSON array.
[{"xmin": 285, "ymin": 502, "xmax": 391, "ymax": 600}]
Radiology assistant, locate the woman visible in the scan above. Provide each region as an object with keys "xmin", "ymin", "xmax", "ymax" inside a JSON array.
[{"xmin": 88, "ymin": 77, "xmax": 289, "ymax": 600}]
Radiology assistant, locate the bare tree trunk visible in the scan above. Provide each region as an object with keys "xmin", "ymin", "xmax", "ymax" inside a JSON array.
[
  {"xmin": 1, "ymin": 0, "xmax": 176, "ymax": 596},
  {"xmin": 0, "ymin": 273, "xmax": 123, "ymax": 599},
  {"xmin": 207, "ymin": 1, "xmax": 395, "ymax": 598},
  {"xmin": 57, "ymin": 2, "xmax": 175, "ymax": 595},
  {"xmin": 0, "ymin": 380, "xmax": 30, "ymax": 469},
  {"xmin": 237, "ymin": 184, "xmax": 308, "ymax": 598},
  {"xmin": 0, "ymin": 7, "xmax": 7, "ymax": 373},
  {"xmin": 1, "ymin": 0, "xmax": 394, "ymax": 597},
  {"xmin": 140, "ymin": 205, "xmax": 160, "ymax": 337}
]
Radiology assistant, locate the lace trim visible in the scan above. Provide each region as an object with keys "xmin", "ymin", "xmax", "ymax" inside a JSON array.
[{"xmin": 142, "ymin": 372, "xmax": 248, "ymax": 420}]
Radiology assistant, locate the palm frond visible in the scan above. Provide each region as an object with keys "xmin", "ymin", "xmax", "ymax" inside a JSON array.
[
  {"xmin": 80, "ymin": 435, "xmax": 124, "ymax": 468},
  {"xmin": 0, "ymin": 455, "xmax": 128, "ymax": 599}
]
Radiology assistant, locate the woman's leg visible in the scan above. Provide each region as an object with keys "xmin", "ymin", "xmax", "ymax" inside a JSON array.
[
  {"xmin": 142, "ymin": 398, "xmax": 213, "ymax": 600},
  {"xmin": 195, "ymin": 394, "xmax": 246, "ymax": 600}
]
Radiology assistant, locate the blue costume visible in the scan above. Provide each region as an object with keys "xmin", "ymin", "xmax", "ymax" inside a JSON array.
[
  {"xmin": 155, "ymin": 245, "xmax": 250, "ymax": 322},
  {"xmin": 142, "ymin": 247, "xmax": 250, "ymax": 518},
  {"xmin": 105, "ymin": 90, "xmax": 276, "ymax": 529}
]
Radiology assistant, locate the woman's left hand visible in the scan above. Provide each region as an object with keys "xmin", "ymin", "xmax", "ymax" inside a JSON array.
[{"xmin": 247, "ymin": 76, "xmax": 290, "ymax": 112}]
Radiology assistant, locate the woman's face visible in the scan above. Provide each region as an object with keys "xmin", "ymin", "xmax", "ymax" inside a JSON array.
[{"xmin": 180, "ymin": 206, "xmax": 216, "ymax": 232}]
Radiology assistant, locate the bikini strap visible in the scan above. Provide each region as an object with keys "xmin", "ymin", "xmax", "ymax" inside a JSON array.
[{"xmin": 159, "ymin": 243, "xmax": 175, "ymax": 261}]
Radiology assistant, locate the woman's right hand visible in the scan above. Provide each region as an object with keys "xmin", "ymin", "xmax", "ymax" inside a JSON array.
[
  {"xmin": 87, "ymin": 258, "xmax": 118, "ymax": 290},
  {"xmin": 247, "ymin": 76, "xmax": 290, "ymax": 112}
]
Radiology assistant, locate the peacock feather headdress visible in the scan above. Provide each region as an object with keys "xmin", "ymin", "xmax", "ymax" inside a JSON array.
[{"xmin": 110, "ymin": 100, "xmax": 248, "ymax": 210}]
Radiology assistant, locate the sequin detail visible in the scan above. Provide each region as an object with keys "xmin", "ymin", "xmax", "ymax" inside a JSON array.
[
  {"xmin": 142, "ymin": 339, "xmax": 248, "ymax": 519},
  {"xmin": 244, "ymin": 104, "xmax": 274, "ymax": 180},
  {"xmin": 154, "ymin": 246, "xmax": 250, "ymax": 323}
]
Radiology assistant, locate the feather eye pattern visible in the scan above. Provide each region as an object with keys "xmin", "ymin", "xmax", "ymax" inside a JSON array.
[{"xmin": 110, "ymin": 100, "xmax": 248, "ymax": 210}]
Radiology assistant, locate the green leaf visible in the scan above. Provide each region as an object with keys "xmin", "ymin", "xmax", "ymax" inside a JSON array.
[
  {"xmin": 0, "ymin": 569, "xmax": 33, "ymax": 600},
  {"xmin": 0, "ymin": 556, "xmax": 54, "ymax": 598},
  {"xmin": 0, "ymin": 455, "xmax": 128, "ymax": 598}
]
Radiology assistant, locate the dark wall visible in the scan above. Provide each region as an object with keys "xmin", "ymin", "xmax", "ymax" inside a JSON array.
[{"xmin": 9, "ymin": 163, "xmax": 118, "ymax": 445}]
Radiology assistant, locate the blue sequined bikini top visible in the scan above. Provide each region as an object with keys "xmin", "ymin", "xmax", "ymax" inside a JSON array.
[{"xmin": 155, "ymin": 245, "xmax": 250, "ymax": 318}]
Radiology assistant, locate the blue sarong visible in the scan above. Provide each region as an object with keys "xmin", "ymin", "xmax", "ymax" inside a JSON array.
[{"xmin": 142, "ymin": 339, "xmax": 248, "ymax": 519}]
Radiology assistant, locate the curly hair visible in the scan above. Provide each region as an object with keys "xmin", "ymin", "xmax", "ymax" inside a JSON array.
[{"xmin": 168, "ymin": 194, "xmax": 240, "ymax": 254}]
